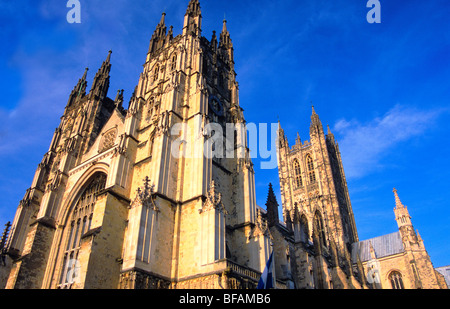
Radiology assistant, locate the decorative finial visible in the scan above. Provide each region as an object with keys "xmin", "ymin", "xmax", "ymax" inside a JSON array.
[{"xmin": 106, "ymin": 50, "xmax": 112, "ymax": 63}]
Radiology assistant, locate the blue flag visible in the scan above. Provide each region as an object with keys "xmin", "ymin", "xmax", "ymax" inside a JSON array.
[{"xmin": 257, "ymin": 252, "xmax": 274, "ymax": 289}]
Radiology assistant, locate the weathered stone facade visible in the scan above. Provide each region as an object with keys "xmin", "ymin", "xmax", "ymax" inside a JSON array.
[
  {"xmin": 274, "ymin": 108, "xmax": 446, "ymax": 289},
  {"xmin": 1, "ymin": 0, "xmax": 270, "ymax": 289},
  {"xmin": 352, "ymin": 189, "xmax": 447, "ymax": 289},
  {"xmin": 275, "ymin": 111, "xmax": 366, "ymax": 289},
  {"xmin": 0, "ymin": 0, "xmax": 445, "ymax": 290}
]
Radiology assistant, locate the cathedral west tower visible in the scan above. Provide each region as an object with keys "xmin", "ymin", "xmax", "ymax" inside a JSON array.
[{"xmin": 2, "ymin": 0, "xmax": 270, "ymax": 289}]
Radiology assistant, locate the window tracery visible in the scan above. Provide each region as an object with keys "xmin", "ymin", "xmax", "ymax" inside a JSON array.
[{"xmin": 58, "ymin": 173, "xmax": 106, "ymax": 288}]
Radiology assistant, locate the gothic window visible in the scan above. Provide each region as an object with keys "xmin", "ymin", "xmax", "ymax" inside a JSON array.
[
  {"xmin": 306, "ymin": 155, "xmax": 316, "ymax": 184},
  {"xmin": 171, "ymin": 54, "xmax": 177, "ymax": 71},
  {"xmin": 146, "ymin": 98, "xmax": 155, "ymax": 122},
  {"xmin": 293, "ymin": 159, "xmax": 302, "ymax": 188},
  {"xmin": 58, "ymin": 173, "xmax": 106, "ymax": 288},
  {"xmin": 153, "ymin": 65, "xmax": 159, "ymax": 83},
  {"xmin": 389, "ymin": 271, "xmax": 404, "ymax": 289}
]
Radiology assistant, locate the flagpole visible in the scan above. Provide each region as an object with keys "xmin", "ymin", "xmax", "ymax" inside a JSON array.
[
  {"xmin": 257, "ymin": 238, "xmax": 276, "ymax": 289},
  {"xmin": 269, "ymin": 240, "xmax": 275, "ymax": 289}
]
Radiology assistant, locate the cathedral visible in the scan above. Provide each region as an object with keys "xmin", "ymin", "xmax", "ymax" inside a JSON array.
[{"xmin": 0, "ymin": 0, "xmax": 446, "ymax": 289}]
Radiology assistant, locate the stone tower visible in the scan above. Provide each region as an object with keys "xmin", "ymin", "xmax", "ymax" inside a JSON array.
[
  {"xmin": 276, "ymin": 107, "xmax": 365, "ymax": 289},
  {"xmin": 392, "ymin": 188, "xmax": 440, "ymax": 289},
  {"xmin": 2, "ymin": 0, "xmax": 270, "ymax": 289},
  {"xmin": 351, "ymin": 189, "xmax": 445, "ymax": 289}
]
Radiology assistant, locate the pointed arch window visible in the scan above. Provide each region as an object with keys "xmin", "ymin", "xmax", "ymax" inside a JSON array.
[
  {"xmin": 153, "ymin": 65, "xmax": 159, "ymax": 82},
  {"xmin": 306, "ymin": 155, "xmax": 316, "ymax": 184},
  {"xmin": 389, "ymin": 271, "xmax": 404, "ymax": 289},
  {"xmin": 293, "ymin": 159, "xmax": 302, "ymax": 188},
  {"xmin": 58, "ymin": 172, "xmax": 106, "ymax": 288},
  {"xmin": 171, "ymin": 53, "xmax": 177, "ymax": 71}
]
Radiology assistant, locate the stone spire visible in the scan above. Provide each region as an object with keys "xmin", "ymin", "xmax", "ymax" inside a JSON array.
[
  {"xmin": 183, "ymin": 0, "xmax": 202, "ymax": 36},
  {"xmin": 309, "ymin": 104, "xmax": 324, "ymax": 138},
  {"xmin": 393, "ymin": 188, "xmax": 404, "ymax": 209},
  {"xmin": 219, "ymin": 19, "xmax": 233, "ymax": 61},
  {"xmin": 277, "ymin": 120, "xmax": 288, "ymax": 149},
  {"xmin": 66, "ymin": 67, "xmax": 88, "ymax": 108},
  {"xmin": 211, "ymin": 30, "xmax": 218, "ymax": 51},
  {"xmin": 266, "ymin": 183, "xmax": 279, "ymax": 227},
  {"xmin": 89, "ymin": 50, "xmax": 112, "ymax": 100},
  {"xmin": 148, "ymin": 12, "xmax": 168, "ymax": 54},
  {"xmin": 186, "ymin": 0, "xmax": 201, "ymax": 16},
  {"xmin": 295, "ymin": 132, "xmax": 301, "ymax": 145},
  {"xmin": 326, "ymin": 124, "xmax": 336, "ymax": 145},
  {"xmin": 393, "ymin": 188, "xmax": 413, "ymax": 230},
  {"xmin": 114, "ymin": 89, "xmax": 124, "ymax": 110}
]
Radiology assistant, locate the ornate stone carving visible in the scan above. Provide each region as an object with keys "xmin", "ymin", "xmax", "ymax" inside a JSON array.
[
  {"xmin": 130, "ymin": 176, "xmax": 159, "ymax": 211},
  {"xmin": 119, "ymin": 270, "xmax": 170, "ymax": 289},
  {"xmin": 249, "ymin": 207, "xmax": 270, "ymax": 239},
  {"xmin": 99, "ymin": 128, "xmax": 117, "ymax": 153},
  {"xmin": 199, "ymin": 180, "xmax": 227, "ymax": 214}
]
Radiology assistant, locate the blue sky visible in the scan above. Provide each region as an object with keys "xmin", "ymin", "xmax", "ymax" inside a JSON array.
[{"xmin": 0, "ymin": 0, "xmax": 449, "ymax": 268}]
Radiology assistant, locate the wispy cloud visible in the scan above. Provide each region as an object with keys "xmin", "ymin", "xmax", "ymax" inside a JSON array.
[{"xmin": 333, "ymin": 104, "xmax": 444, "ymax": 179}]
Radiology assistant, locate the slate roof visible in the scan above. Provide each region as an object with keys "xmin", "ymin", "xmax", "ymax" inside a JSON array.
[{"xmin": 352, "ymin": 231, "xmax": 405, "ymax": 263}]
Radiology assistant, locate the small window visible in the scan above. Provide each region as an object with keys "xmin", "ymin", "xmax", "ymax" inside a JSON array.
[{"xmin": 153, "ymin": 65, "xmax": 159, "ymax": 82}]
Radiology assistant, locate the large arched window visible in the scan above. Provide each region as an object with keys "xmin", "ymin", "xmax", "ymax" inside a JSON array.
[
  {"xmin": 389, "ymin": 271, "xmax": 404, "ymax": 289},
  {"xmin": 306, "ymin": 155, "xmax": 316, "ymax": 184},
  {"xmin": 293, "ymin": 159, "xmax": 302, "ymax": 188},
  {"xmin": 58, "ymin": 172, "xmax": 106, "ymax": 288}
]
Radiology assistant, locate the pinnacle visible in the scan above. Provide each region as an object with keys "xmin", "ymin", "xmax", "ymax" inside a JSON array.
[
  {"xmin": 393, "ymin": 188, "xmax": 404, "ymax": 209},
  {"xmin": 265, "ymin": 183, "xmax": 279, "ymax": 207},
  {"xmin": 222, "ymin": 18, "xmax": 228, "ymax": 33},
  {"xmin": 186, "ymin": 0, "xmax": 201, "ymax": 16},
  {"xmin": 82, "ymin": 67, "xmax": 89, "ymax": 80},
  {"xmin": 106, "ymin": 50, "xmax": 112, "ymax": 63}
]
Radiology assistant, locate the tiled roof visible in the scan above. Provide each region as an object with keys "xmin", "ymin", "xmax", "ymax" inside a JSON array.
[{"xmin": 352, "ymin": 231, "xmax": 405, "ymax": 263}]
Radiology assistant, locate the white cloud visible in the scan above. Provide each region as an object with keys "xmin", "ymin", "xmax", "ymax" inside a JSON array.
[{"xmin": 333, "ymin": 104, "xmax": 443, "ymax": 179}]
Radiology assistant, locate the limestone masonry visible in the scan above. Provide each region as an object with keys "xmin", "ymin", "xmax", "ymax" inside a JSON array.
[{"xmin": 0, "ymin": 0, "xmax": 446, "ymax": 289}]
